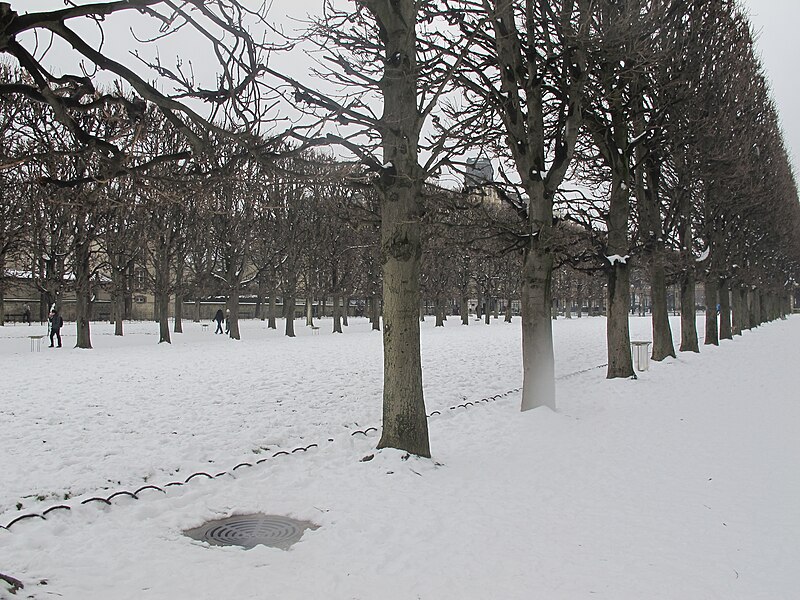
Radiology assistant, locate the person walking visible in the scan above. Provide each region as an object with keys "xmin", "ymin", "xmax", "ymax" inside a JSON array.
[
  {"xmin": 49, "ymin": 309, "xmax": 63, "ymax": 348},
  {"xmin": 225, "ymin": 308, "xmax": 231, "ymax": 334},
  {"xmin": 22, "ymin": 304, "xmax": 31, "ymax": 325},
  {"xmin": 213, "ymin": 309, "xmax": 224, "ymax": 334}
]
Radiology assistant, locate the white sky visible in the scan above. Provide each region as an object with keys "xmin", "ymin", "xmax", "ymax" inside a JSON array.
[
  {"xmin": 739, "ymin": 0, "xmax": 800, "ymax": 179},
  {"xmin": 12, "ymin": 1, "xmax": 800, "ymax": 181}
]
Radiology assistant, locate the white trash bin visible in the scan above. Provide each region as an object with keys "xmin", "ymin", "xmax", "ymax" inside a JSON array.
[{"xmin": 630, "ymin": 341, "xmax": 652, "ymax": 372}]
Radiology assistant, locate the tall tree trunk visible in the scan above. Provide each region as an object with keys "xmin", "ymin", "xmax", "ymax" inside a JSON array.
[
  {"xmin": 376, "ymin": 182, "xmax": 429, "ymax": 457},
  {"xmin": 342, "ymin": 298, "xmax": 349, "ymax": 326},
  {"xmin": 112, "ymin": 268, "xmax": 125, "ymax": 336},
  {"xmin": 719, "ymin": 279, "xmax": 732, "ymax": 339},
  {"xmin": 155, "ymin": 248, "xmax": 171, "ymax": 344},
  {"xmin": 434, "ymin": 298, "xmax": 444, "ymax": 327},
  {"xmin": 460, "ymin": 295, "xmax": 469, "ymax": 325},
  {"xmin": 194, "ymin": 299, "xmax": 201, "ymax": 323},
  {"xmin": 227, "ymin": 286, "xmax": 241, "ymax": 340},
  {"xmin": 333, "ymin": 294, "xmax": 343, "ymax": 333},
  {"xmin": 268, "ymin": 283, "xmax": 277, "ymax": 329},
  {"xmin": 74, "ymin": 226, "xmax": 92, "ymax": 349},
  {"xmin": 520, "ymin": 247, "xmax": 555, "ymax": 409},
  {"xmin": 504, "ymin": 298, "xmax": 513, "ymax": 323},
  {"xmin": 124, "ymin": 263, "xmax": 133, "ymax": 320},
  {"xmin": 305, "ymin": 297, "xmax": 314, "ymax": 327},
  {"xmin": 704, "ymin": 276, "xmax": 718, "ymax": 346},
  {"xmin": 284, "ymin": 290, "xmax": 296, "ymax": 337},
  {"xmin": 256, "ymin": 276, "xmax": 267, "ymax": 320},
  {"xmin": 731, "ymin": 283, "xmax": 743, "ymax": 336},
  {"xmin": 679, "ymin": 271, "xmax": 699, "ymax": 352},
  {"xmin": 650, "ymin": 260, "xmax": 674, "ymax": 360},
  {"xmin": 173, "ymin": 257, "xmax": 184, "ymax": 334},
  {"xmin": 370, "ymin": 296, "xmax": 380, "ymax": 331},
  {"xmin": 605, "ymin": 176, "xmax": 634, "ymax": 378},
  {"xmin": 157, "ymin": 291, "xmax": 171, "ymax": 344}
]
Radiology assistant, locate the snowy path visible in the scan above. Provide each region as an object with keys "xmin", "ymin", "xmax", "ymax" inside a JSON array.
[{"xmin": 2, "ymin": 315, "xmax": 799, "ymax": 599}]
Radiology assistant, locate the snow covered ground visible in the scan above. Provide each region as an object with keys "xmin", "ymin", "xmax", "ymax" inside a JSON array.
[{"xmin": 1, "ymin": 314, "xmax": 799, "ymax": 599}]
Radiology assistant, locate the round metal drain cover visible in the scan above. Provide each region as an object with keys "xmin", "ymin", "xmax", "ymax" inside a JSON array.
[{"xmin": 185, "ymin": 513, "xmax": 318, "ymax": 550}]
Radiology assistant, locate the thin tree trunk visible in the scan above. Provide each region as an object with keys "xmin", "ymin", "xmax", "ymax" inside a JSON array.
[
  {"xmin": 268, "ymin": 283, "xmax": 277, "ymax": 329},
  {"xmin": 227, "ymin": 286, "xmax": 241, "ymax": 340},
  {"xmin": 74, "ymin": 227, "xmax": 92, "ymax": 349},
  {"xmin": 174, "ymin": 258, "xmax": 184, "ymax": 334},
  {"xmin": 194, "ymin": 299, "xmax": 201, "ymax": 323},
  {"xmin": 704, "ymin": 276, "xmax": 718, "ymax": 346},
  {"xmin": 112, "ymin": 268, "xmax": 125, "ymax": 336},
  {"xmin": 460, "ymin": 295, "xmax": 469, "ymax": 325},
  {"xmin": 504, "ymin": 298, "xmax": 513, "ymax": 323},
  {"xmin": 370, "ymin": 296, "xmax": 380, "ymax": 331},
  {"xmin": 305, "ymin": 297, "xmax": 314, "ymax": 327},
  {"xmin": 342, "ymin": 298, "xmax": 349, "ymax": 326},
  {"xmin": 719, "ymin": 279, "xmax": 732, "ymax": 339},
  {"xmin": 284, "ymin": 291, "xmax": 295, "ymax": 337},
  {"xmin": 731, "ymin": 283, "xmax": 743, "ymax": 336},
  {"xmin": 157, "ymin": 291, "xmax": 171, "ymax": 344}
]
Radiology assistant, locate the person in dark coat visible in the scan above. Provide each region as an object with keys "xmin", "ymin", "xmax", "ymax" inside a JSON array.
[
  {"xmin": 23, "ymin": 304, "xmax": 31, "ymax": 325},
  {"xmin": 49, "ymin": 309, "xmax": 63, "ymax": 348},
  {"xmin": 213, "ymin": 309, "xmax": 224, "ymax": 334}
]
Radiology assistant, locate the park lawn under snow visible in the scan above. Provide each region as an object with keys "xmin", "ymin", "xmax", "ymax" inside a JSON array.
[{"xmin": 1, "ymin": 314, "xmax": 799, "ymax": 599}]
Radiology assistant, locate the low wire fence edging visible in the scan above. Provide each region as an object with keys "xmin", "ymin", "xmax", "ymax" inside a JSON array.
[{"xmin": 3, "ymin": 358, "xmax": 620, "ymax": 532}]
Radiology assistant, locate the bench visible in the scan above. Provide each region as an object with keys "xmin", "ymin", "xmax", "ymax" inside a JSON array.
[{"xmin": 310, "ymin": 325, "xmax": 320, "ymax": 335}]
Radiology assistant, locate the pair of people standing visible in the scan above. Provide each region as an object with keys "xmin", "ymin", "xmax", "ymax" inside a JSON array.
[{"xmin": 213, "ymin": 309, "xmax": 230, "ymax": 334}]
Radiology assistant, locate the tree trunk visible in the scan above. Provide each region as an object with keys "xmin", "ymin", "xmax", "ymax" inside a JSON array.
[
  {"xmin": 155, "ymin": 248, "xmax": 171, "ymax": 344},
  {"xmin": 227, "ymin": 288, "xmax": 241, "ymax": 340},
  {"xmin": 605, "ymin": 174, "xmax": 634, "ymax": 378},
  {"xmin": 333, "ymin": 294, "xmax": 343, "ymax": 333},
  {"xmin": 370, "ymin": 296, "xmax": 380, "ymax": 331},
  {"xmin": 173, "ymin": 258, "xmax": 184, "ymax": 334},
  {"xmin": 504, "ymin": 298, "xmax": 513, "ymax": 323},
  {"xmin": 112, "ymin": 268, "xmax": 125, "ymax": 336},
  {"xmin": 679, "ymin": 271, "xmax": 699, "ymax": 352},
  {"xmin": 434, "ymin": 299, "xmax": 444, "ymax": 327},
  {"xmin": 376, "ymin": 183, "xmax": 429, "ymax": 457},
  {"xmin": 284, "ymin": 292, "xmax": 295, "ymax": 337},
  {"xmin": 305, "ymin": 297, "xmax": 314, "ymax": 327},
  {"xmin": 268, "ymin": 284, "xmax": 277, "ymax": 329},
  {"xmin": 157, "ymin": 291, "xmax": 171, "ymax": 344},
  {"xmin": 650, "ymin": 260, "xmax": 674, "ymax": 360},
  {"xmin": 74, "ymin": 227, "xmax": 92, "ymax": 349},
  {"xmin": 731, "ymin": 284, "xmax": 743, "ymax": 336},
  {"xmin": 194, "ymin": 299, "xmax": 201, "ymax": 323},
  {"xmin": 607, "ymin": 261, "xmax": 633, "ymax": 377},
  {"xmin": 719, "ymin": 279, "xmax": 732, "ymax": 340},
  {"xmin": 460, "ymin": 295, "xmax": 469, "ymax": 325},
  {"xmin": 520, "ymin": 247, "xmax": 555, "ymax": 410},
  {"xmin": 704, "ymin": 276, "xmax": 718, "ymax": 346},
  {"xmin": 342, "ymin": 298, "xmax": 349, "ymax": 326},
  {"xmin": 256, "ymin": 276, "xmax": 267, "ymax": 320}
]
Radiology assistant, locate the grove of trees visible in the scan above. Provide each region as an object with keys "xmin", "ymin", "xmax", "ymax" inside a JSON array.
[{"xmin": 1, "ymin": 0, "xmax": 799, "ymax": 459}]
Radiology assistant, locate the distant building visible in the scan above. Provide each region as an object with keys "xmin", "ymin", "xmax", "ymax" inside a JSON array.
[{"xmin": 464, "ymin": 157, "xmax": 493, "ymax": 188}]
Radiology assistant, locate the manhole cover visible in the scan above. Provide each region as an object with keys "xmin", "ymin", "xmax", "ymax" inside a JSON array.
[{"xmin": 185, "ymin": 514, "xmax": 319, "ymax": 550}]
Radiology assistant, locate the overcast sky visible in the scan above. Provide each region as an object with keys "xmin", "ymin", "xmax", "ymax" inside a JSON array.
[
  {"xmin": 739, "ymin": 0, "xmax": 800, "ymax": 178},
  {"xmin": 17, "ymin": 0, "xmax": 800, "ymax": 180}
]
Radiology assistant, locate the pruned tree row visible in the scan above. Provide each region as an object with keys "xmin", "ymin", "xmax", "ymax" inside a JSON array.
[{"xmin": 1, "ymin": 0, "xmax": 798, "ymax": 461}]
